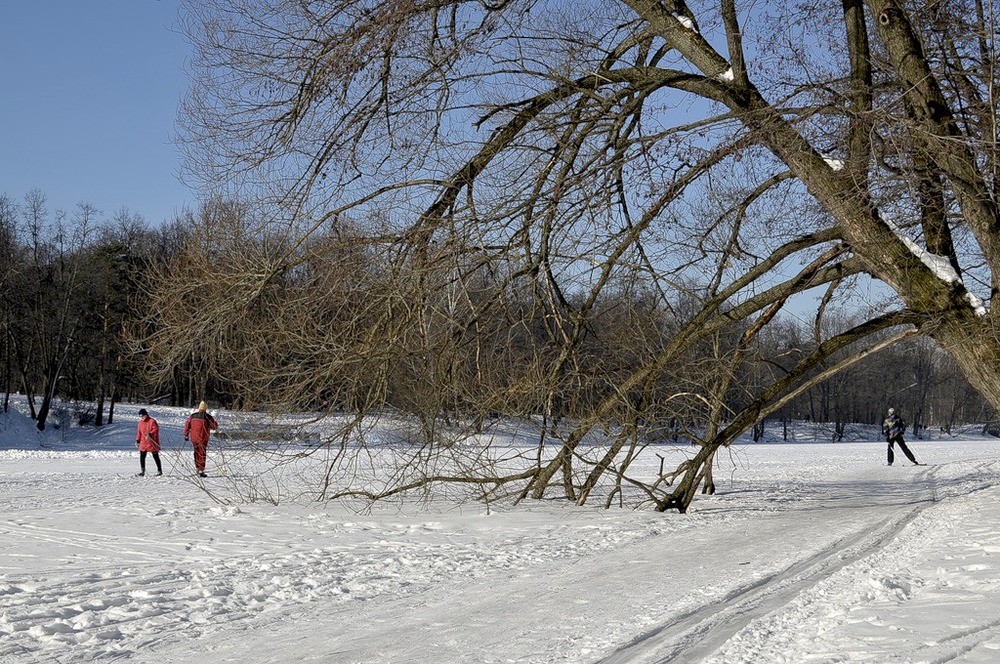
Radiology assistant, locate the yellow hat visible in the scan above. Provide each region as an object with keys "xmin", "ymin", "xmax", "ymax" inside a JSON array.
[{"xmin": 199, "ymin": 401, "xmax": 208, "ymax": 411}]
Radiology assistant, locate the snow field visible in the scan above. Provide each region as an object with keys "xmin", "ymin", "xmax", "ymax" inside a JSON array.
[{"xmin": 4, "ymin": 410, "xmax": 1000, "ymax": 662}]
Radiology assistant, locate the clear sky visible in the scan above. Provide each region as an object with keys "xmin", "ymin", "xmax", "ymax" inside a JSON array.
[{"xmin": 0, "ymin": 0, "xmax": 193, "ymax": 227}]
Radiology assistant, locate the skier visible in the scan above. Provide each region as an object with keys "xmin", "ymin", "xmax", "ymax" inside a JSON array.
[
  {"xmin": 184, "ymin": 400, "xmax": 218, "ymax": 478},
  {"xmin": 883, "ymin": 407, "xmax": 919, "ymax": 466},
  {"xmin": 135, "ymin": 408, "xmax": 163, "ymax": 476}
]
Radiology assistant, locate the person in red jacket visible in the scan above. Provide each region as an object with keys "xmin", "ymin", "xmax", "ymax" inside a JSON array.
[
  {"xmin": 135, "ymin": 408, "xmax": 162, "ymax": 476},
  {"xmin": 184, "ymin": 400, "xmax": 218, "ymax": 477}
]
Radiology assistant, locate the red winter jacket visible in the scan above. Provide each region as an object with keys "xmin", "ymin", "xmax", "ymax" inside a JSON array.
[
  {"xmin": 184, "ymin": 410, "xmax": 218, "ymax": 446},
  {"xmin": 136, "ymin": 416, "xmax": 161, "ymax": 452}
]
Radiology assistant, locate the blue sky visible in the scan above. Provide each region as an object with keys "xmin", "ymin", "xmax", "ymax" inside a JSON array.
[{"xmin": 0, "ymin": 0, "xmax": 193, "ymax": 227}]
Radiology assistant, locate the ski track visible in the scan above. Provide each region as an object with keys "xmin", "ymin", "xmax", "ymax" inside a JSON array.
[
  {"xmin": 602, "ymin": 460, "xmax": 1000, "ymax": 663},
  {"xmin": 599, "ymin": 503, "xmax": 930, "ymax": 663}
]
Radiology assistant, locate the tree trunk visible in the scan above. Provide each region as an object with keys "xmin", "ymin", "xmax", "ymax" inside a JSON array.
[
  {"xmin": 929, "ymin": 317, "xmax": 1000, "ymax": 412},
  {"xmin": 701, "ymin": 450, "xmax": 716, "ymax": 495}
]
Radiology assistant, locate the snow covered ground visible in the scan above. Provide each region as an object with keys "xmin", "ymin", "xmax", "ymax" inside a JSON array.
[{"xmin": 4, "ymin": 400, "xmax": 1000, "ymax": 663}]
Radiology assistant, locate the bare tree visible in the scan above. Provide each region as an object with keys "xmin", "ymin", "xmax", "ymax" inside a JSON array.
[
  {"xmin": 0, "ymin": 194, "xmax": 21, "ymax": 412},
  {"xmin": 32, "ymin": 202, "xmax": 100, "ymax": 431},
  {"xmin": 171, "ymin": 1, "xmax": 1000, "ymax": 510}
]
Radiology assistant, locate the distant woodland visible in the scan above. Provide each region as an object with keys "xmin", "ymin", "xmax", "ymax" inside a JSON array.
[{"xmin": 0, "ymin": 190, "xmax": 990, "ymax": 439}]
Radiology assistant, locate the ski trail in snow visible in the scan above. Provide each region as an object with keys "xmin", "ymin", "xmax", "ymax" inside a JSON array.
[
  {"xmin": 4, "ymin": 522, "xmax": 192, "ymax": 559},
  {"xmin": 600, "ymin": 461, "xmax": 1000, "ymax": 664},
  {"xmin": 916, "ymin": 616, "xmax": 1000, "ymax": 663},
  {"xmin": 700, "ymin": 474, "xmax": 1000, "ymax": 663},
  {"xmin": 190, "ymin": 499, "xmax": 920, "ymax": 664},
  {"xmin": 598, "ymin": 503, "xmax": 932, "ymax": 664}
]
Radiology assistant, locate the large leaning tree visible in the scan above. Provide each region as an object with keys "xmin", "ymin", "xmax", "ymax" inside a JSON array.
[{"xmin": 165, "ymin": 0, "xmax": 999, "ymax": 511}]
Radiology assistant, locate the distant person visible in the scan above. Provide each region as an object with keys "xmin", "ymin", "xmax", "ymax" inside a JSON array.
[
  {"xmin": 184, "ymin": 400, "xmax": 218, "ymax": 478},
  {"xmin": 135, "ymin": 408, "xmax": 163, "ymax": 476},
  {"xmin": 883, "ymin": 407, "xmax": 919, "ymax": 466}
]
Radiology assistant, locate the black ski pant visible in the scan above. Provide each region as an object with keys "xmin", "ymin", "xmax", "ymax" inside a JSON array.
[
  {"xmin": 887, "ymin": 434, "xmax": 918, "ymax": 465},
  {"xmin": 139, "ymin": 451, "xmax": 163, "ymax": 474}
]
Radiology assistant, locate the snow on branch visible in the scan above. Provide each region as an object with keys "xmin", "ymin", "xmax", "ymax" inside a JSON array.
[
  {"xmin": 878, "ymin": 211, "xmax": 988, "ymax": 316},
  {"xmin": 673, "ymin": 13, "xmax": 696, "ymax": 31},
  {"xmin": 666, "ymin": 12, "xmax": 731, "ymax": 83}
]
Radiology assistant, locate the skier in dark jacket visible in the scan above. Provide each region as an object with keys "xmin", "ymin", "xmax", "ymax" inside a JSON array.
[
  {"xmin": 184, "ymin": 400, "xmax": 218, "ymax": 477},
  {"xmin": 883, "ymin": 408, "xmax": 919, "ymax": 466}
]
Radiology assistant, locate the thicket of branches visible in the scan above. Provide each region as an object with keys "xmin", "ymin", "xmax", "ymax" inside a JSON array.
[
  {"xmin": 0, "ymin": 185, "xmax": 991, "ymax": 507},
  {"xmin": 150, "ymin": 0, "xmax": 1000, "ymax": 510},
  {"xmin": 140, "ymin": 203, "xmax": 992, "ymax": 429},
  {"xmin": 140, "ymin": 199, "xmax": 993, "ymax": 509}
]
